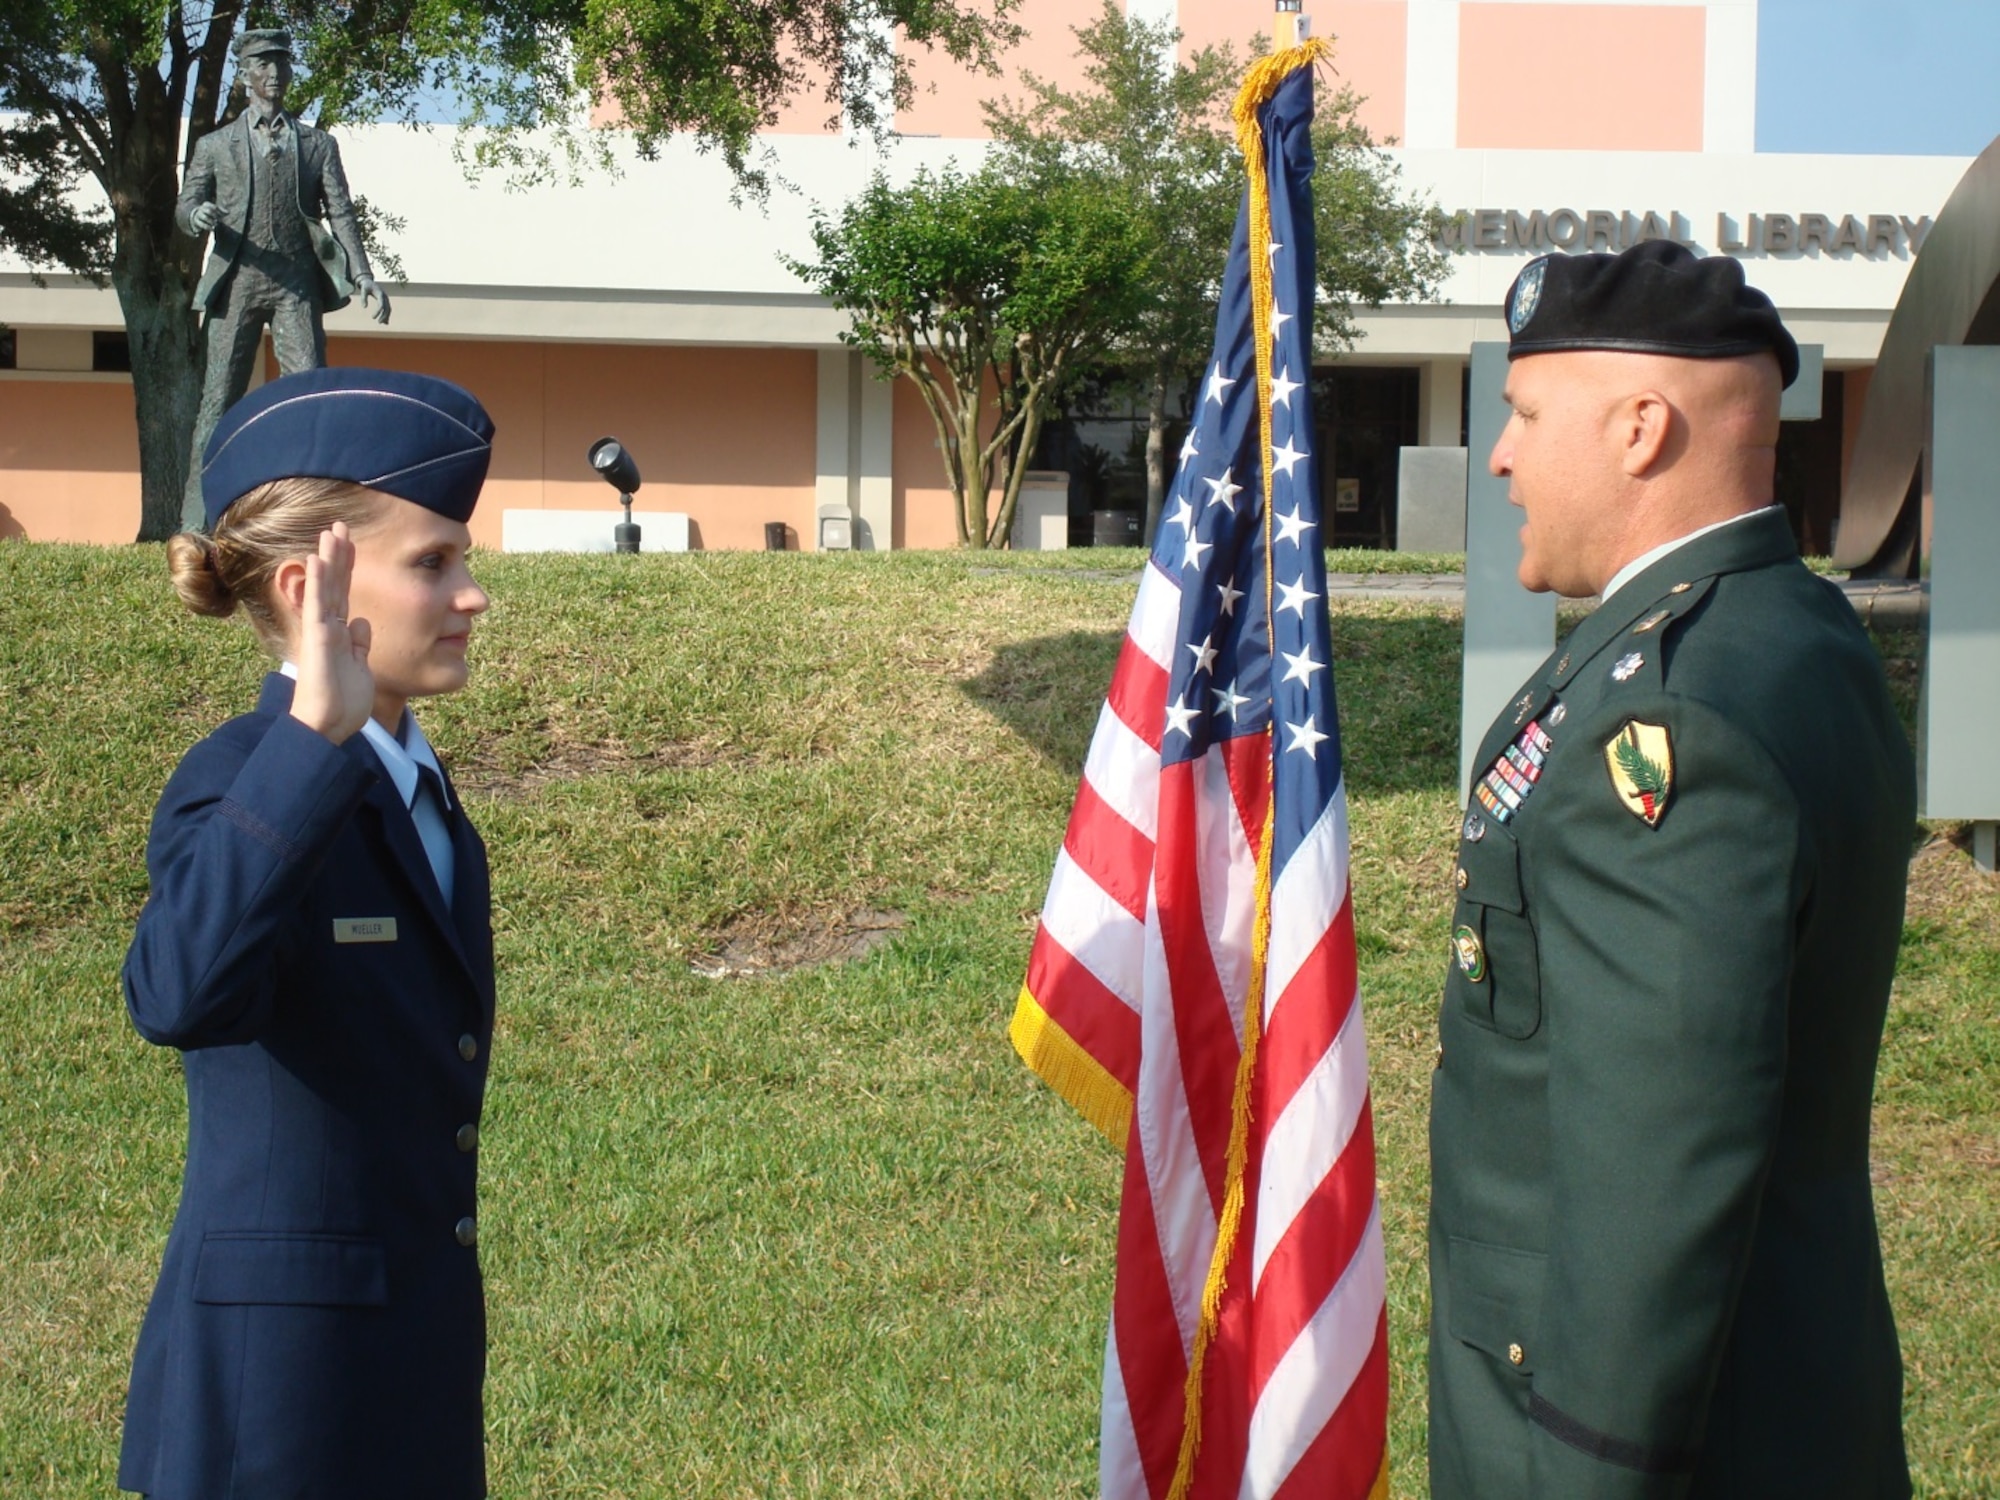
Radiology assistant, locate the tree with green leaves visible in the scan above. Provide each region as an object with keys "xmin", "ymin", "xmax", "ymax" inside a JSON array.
[
  {"xmin": 984, "ymin": 2, "xmax": 1238, "ymax": 545},
  {"xmin": 789, "ymin": 162, "xmax": 1152, "ymax": 548},
  {"xmin": 985, "ymin": 2, "xmax": 1450, "ymax": 542},
  {"xmin": 0, "ymin": 1, "xmax": 1018, "ymax": 542}
]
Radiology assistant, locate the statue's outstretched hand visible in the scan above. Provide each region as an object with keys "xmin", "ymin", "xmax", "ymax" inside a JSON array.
[
  {"xmin": 290, "ymin": 523, "xmax": 375, "ymax": 744},
  {"xmin": 360, "ymin": 278, "xmax": 392, "ymax": 325}
]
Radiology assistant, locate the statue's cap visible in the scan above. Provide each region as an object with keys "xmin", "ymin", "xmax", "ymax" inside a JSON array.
[
  {"xmin": 202, "ymin": 367, "xmax": 495, "ymax": 530},
  {"xmin": 1504, "ymin": 240, "xmax": 1800, "ymax": 389},
  {"xmin": 233, "ymin": 29, "xmax": 293, "ymax": 61}
]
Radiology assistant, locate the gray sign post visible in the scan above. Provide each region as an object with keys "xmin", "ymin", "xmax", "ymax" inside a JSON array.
[
  {"xmin": 1920, "ymin": 345, "xmax": 2000, "ymax": 871},
  {"xmin": 1458, "ymin": 342, "xmax": 1556, "ymax": 796}
]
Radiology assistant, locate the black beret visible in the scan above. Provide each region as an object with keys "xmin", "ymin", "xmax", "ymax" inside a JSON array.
[
  {"xmin": 202, "ymin": 367, "xmax": 495, "ymax": 530},
  {"xmin": 233, "ymin": 28, "xmax": 293, "ymax": 61},
  {"xmin": 1504, "ymin": 240, "xmax": 1800, "ymax": 389}
]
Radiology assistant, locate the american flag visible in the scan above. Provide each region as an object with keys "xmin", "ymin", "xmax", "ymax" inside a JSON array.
[{"xmin": 1011, "ymin": 46, "xmax": 1388, "ymax": 1500}]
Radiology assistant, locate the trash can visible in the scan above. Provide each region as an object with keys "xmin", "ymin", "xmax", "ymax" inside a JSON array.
[
  {"xmin": 1091, "ymin": 509, "xmax": 1143, "ymax": 548},
  {"xmin": 764, "ymin": 522, "xmax": 789, "ymax": 551}
]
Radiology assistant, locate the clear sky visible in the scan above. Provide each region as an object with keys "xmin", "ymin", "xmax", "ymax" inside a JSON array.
[{"xmin": 1757, "ymin": 0, "xmax": 2000, "ymax": 155}]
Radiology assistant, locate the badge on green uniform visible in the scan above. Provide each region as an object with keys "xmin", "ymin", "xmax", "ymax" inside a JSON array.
[
  {"xmin": 1453, "ymin": 925, "xmax": 1486, "ymax": 981},
  {"xmin": 1605, "ymin": 721, "xmax": 1673, "ymax": 825}
]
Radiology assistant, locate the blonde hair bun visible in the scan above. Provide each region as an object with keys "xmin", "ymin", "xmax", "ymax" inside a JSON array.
[{"xmin": 168, "ymin": 532, "xmax": 238, "ymax": 619}]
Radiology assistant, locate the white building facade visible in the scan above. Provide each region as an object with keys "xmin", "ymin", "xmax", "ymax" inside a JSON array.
[{"xmin": 1, "ymin": 0, "xmax": 1990, "ymax": 550}]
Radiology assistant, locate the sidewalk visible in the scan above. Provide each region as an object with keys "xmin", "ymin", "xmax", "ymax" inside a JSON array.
[{"xmin": 1324, "ymin": 572, "xmax": 1928, "ymax": 627}]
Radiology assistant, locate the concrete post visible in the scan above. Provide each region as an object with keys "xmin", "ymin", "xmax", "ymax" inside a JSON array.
[
  {"xmin": 1459, "ymin": 342, "xmax": 1557, "ymax": 796},
  {"xmin": 1920, "ymin": 345, "xmax": 2000, "ymax": 870},
  {"xmin": 816, "ymin": 349, "xmax": 895, "ymax": 551}
]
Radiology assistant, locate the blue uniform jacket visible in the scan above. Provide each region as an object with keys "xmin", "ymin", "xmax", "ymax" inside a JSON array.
[{"xmin": 119, "ymin": 674, "xmax": 494, "ymax": 1500}]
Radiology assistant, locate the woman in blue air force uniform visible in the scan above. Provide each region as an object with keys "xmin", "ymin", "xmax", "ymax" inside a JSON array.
[{"xmin": 119, "ymin": 367, "xmax": 500, "ymax": 1499}]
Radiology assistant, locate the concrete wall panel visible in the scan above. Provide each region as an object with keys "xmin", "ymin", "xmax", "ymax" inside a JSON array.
[
  {"xmin": 0, "ymin": 378, "xmax": 141, "ymax": 542},
  {"xmin": 1457, "ymin": 3, "xmax": 1704, "ymax": 151}
]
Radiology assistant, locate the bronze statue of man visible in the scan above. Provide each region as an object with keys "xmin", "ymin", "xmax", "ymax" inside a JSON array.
[{"xmin": 176, "ymin": 29, "xmax": 391, "ymax": 529}]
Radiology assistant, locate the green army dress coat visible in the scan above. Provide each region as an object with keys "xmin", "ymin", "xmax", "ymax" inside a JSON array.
[{"xmin": 1428, "ymin": 508, "xmax": 1914, "ymax": 1499}]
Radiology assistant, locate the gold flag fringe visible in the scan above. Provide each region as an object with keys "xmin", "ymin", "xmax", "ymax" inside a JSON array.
[
  {"xmin": 1165, "ymin": 36, "xmax": 1335, "ymax": 1500},
  {"xmin": 1009, "ymin": 986, "xmax": 1133, "ymax": 1147}
]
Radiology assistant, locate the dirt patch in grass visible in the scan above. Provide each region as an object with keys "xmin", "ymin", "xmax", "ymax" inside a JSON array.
[
  {"xmin": 689, "ymin": 907, "xmax": 909, "ymax": 979},
  {"xmin": 1944, "ymin": 1132, "xmax": 2000, "ymax": 1170},
  {"xmin": 455, "ymin": 738, "xmax": 742, "ymax": 797},
  {"xmin": 1906, "ymin": 826, "xmax": 2000, "ymax": 922}
]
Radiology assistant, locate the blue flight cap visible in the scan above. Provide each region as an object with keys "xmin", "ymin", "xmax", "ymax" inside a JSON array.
[{"xmin": 201, "ymin": 367, "xmax": 496, "ymax": 530}]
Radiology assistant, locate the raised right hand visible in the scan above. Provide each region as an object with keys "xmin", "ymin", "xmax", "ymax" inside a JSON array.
[{"xmin": 289, "ymin": 523, "xmax": 376, "ymax": 744}]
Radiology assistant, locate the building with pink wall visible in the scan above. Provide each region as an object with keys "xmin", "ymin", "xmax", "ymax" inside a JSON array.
[{"xmin": 1, "ymin": 0, "xmax": 1991, "ymax": 552}]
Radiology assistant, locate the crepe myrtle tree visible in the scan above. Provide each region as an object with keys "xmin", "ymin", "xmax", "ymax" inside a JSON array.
[
  {"xmin": 790, "ymin": 162, "xmax": 1152, "ymax": 549},
  {"xmin": 985, "ymin": 1, "xmax": 1450, "ymax": 542},
  {"xmin": 0, "ymin": 0, "xmax": 1020, "ymax": 541}
]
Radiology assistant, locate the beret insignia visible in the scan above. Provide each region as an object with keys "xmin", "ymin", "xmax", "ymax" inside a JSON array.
[{"xmin": 1508, "ymin": 257, "xmax": 1548, "ymax": 335}]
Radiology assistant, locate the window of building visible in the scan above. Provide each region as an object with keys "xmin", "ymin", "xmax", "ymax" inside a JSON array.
[
  {"xmin": 1311, "ymin": 367, "xmax": 1421, "ymax": 549},
  {"xmin": 0, "ymin": 329, "xmax": 15, "ymax": 369},
  {"xmin": 1030, "ymin": 369, "xmax": 1198, "ymax": 546},
  {"xmin": 1773, "ymin": 369, "xmax": 1845, "ymax": 558},
  {"xmin": 92, "ymin": 331, "xmax": 132, "ymax": 372},
  {"xmin": 1033, "ymin": 364, "xmax": 1425, "ymax": 549}
]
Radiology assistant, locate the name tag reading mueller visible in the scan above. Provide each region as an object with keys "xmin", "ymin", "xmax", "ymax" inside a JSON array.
[{"xmin": 333, "ymin": 918, "xmax": 399, "ymax": 944}]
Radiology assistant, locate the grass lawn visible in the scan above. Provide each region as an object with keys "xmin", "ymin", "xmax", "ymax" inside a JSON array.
[{"xmin": 0, "ymin": 543, "xmax": 1991, "ymax": 1497}]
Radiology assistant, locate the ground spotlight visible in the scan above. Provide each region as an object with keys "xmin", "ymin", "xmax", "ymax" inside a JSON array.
[{"xmin": 588, "ymin": 437, "xmax": 643, "ymax": 553}]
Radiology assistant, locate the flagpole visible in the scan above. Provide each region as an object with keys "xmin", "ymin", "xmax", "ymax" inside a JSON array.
[{"xmin": 1275, "ymin": 0, "xmax": 1308, "ymax": 49}]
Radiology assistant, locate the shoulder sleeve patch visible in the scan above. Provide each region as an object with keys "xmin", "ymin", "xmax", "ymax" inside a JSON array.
[{"xmin": 1604, "ymin": 720, "xmax": 1674, "ymax": 826}]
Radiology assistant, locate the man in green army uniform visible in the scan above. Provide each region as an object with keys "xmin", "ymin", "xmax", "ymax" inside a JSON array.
[{"xmin": 1429, "ymin": 241, "xmax": 1914, "ymax": 1497}]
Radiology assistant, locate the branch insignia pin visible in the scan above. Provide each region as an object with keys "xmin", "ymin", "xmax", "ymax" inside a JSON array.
[{"xmin": 1605, "ymin": 720, "xmax": 1673, "ymax": 826}]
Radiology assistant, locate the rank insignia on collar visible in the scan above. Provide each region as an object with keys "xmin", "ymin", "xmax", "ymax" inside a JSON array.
[
  {"xmin": 1611, "ymin": 651, "xmax": 1644, "ymax": 682},
  {"xmin": 1453, "ymin": 925, "xmax": 1487, "ymax": 981},
  {"xmin": 1605, "ymin": 720, "xmax": 1673, "ymax": 826},
  {"xmin": 1633, "ymin": 610, "xmax": 1671, "ymax": 634}
]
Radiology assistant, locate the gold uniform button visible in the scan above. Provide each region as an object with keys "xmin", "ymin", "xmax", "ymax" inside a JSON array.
[
  {"xmin": 1454, "ymin": 866, "xmax": 1469, "ymax": 891},
  {"xmin": 1508, "ymin": 1343, "xmax": 1525, "ymax": 1366},
  {"xmin": 457, "ymin": 1033, "xmax": 479, "ymax": 1062}
]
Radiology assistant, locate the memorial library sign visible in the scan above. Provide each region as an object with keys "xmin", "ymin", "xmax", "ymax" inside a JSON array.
[{"xmin": 1439, "ymin": 209, "xmax": 1935, "ymax": 259}]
